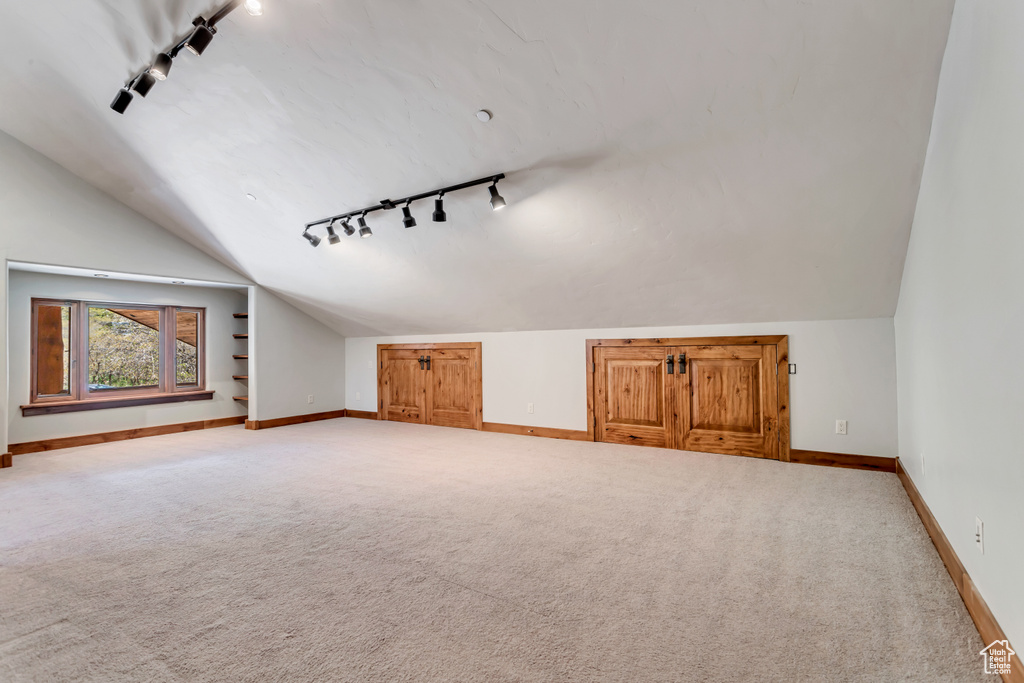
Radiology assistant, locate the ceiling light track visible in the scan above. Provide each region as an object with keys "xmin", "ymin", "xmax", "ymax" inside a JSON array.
[
  {"xmin": 110, "ymin": 0, "xmax": 263, "ymax": 115},
  {"xmin": 302, "ymin": 173, "xmax": 506, "ymax": 246}
]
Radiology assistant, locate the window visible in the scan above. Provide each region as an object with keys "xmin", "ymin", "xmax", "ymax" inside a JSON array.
[{"xmin": 27, "ymin": 299, "xmax": 210, "ymax": 415}]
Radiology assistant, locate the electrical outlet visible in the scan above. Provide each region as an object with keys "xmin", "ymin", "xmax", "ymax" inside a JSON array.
[
  {"xmin": 976, "ymin": 517, "xmax": 984, "ymax": 555},
  {"xmin": 307, "ymin": 395, "xmax": 314, "ymax": 404},
  {"xmin": 789, "ymin": 364, "xmax": 797, "ymax": 375},
  {"xmin": 356, "ymin": 392, "xmax": 361, "ymax": 401},
  {"xmin": 367, "ymin": 360, "xmax": 373, "ymax": 369},
  {"xmin": 836, "ymin": 419, "xmax": 848, "ymax": 435},
  {"xmin": 527, "ymin": 402, "xmax": 535, "ymax": 414}
]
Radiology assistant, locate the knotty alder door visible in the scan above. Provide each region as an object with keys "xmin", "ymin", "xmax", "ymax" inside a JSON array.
[
  {"xmin": 377, "ymin": 343, "xmax": 483, "ymax": 431},
  {"xmin": 589, "ymin": 337, "xmax": 789, "ymax": 460},
  {"xmin": 379, "ymin": 349, "xmax": 427, "ymax": 424}
]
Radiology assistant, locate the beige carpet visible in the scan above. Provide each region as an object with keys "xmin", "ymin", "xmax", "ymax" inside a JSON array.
[{"xmin": 0, "ymin": 419, "xmax": 987, "ymax": 682}]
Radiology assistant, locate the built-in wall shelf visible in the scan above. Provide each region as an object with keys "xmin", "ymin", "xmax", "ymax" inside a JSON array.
[{"xmin": 234, "ymin": 312, "xmax": 249, "ymax": 406}]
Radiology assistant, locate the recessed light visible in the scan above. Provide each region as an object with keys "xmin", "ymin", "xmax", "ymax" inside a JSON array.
[
  {"xmin": 476, "ymin": 109, "xmax": 493, "ymax": 122},
  {"xmin": 94, "ymin": 274, "xmax": 109, "ymax": 278},
  {"xmin": 246, "ymin": 193, "xmax": 256, "ymax": 201},
  {"xmin": 172, "ymin": 281, "xmax": 185, "ymax": 285}
]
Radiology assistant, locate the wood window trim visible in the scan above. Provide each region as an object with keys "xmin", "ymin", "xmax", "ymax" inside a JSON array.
[
  {"xmin": 21, "ymin": 390, "xmax": 215, "ymax": 416},
  {"xmin": 585, "ymin": 335, "xmax": 791, "ymax": 461},
  {"xmin": 27, "ymin": 298, "xmax": 208, "ymax": 415}
]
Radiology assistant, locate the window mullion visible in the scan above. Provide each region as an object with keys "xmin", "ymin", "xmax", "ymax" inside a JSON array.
[
  {"xmin": 162, "ymin": 306, "xmax": 172, "ymax": 393},
  {"xmin": 76, "ymin": 301, "xmax": 85, "ymax": 401}
]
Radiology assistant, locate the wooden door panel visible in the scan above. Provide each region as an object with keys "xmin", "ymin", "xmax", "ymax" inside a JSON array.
[
  {"xmin": 428, "ymin": 349, "xmax": 477, "ymax": 429},
  {"xmin": 595, "ymin": 346, "xmax": 676, "ymax": 448},
  {"xmin": 680, "ymin": 345, "xmax": 778, "ymax": 459},
  {"xmin": 381, "ymin": 350, "xmax": 426, "ymax": 424},
  {"xmin": 689, "ymin": 359, "xmax": 761, "ymax": 433}
]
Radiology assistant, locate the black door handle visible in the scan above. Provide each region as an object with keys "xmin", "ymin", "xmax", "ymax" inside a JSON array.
[
  {"xmin": 666, "ymin": 355, "xmax": 674, "ymax": 375},
  {"xmin": 678, "ymin": 353, "xmax": 686, "ymax": 374},
  {"xmin": 418, "ymin": 355, "xmax": 425, "ymax": 370},
  {"xmin": 425, "ymin": 355, "xmax": 431, "ymax": 371}
]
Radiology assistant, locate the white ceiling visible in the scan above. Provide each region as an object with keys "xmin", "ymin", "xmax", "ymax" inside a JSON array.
[{"xmin": 0, "ymin": 0, "xmax": 954, "ymax": 336}]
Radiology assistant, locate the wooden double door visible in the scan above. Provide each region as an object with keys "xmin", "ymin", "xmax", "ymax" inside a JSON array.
[
  {"xmin": 589, "ymin": 337, "xmax": 789, "ymax": 460},
  {"xmin": 377, "ymin": 343, "xmax": 483, "ymax": 430}
]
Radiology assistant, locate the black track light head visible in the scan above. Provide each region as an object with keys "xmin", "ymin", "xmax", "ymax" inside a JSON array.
[
  {"xmin": 488, "ymin": 182, "xmax": 506, "ymax": 211},
  {"xmin": 302, "ymin": 230, "xmax": 321, "ymax": 247},
  {"xmin": 432, "ymin": 195, "xmax": 447, "ymax": 222},
  {"xmin": 149, "ymin": 53, "xmax": 172, "ymax": 81},
  {"xmin": 402, "ymin": 204, "xmax": 417, "ymax": 228},
  {"xmin": 326, "ymin": 221, "xmax": 341, "ymax": 245},
  {"xmin": 110, "ymin": 88, "xmax": 134, "ymax": 114},
  {"xmin": 341, "ymin": 219, "xmax": 355, "ymax": 236},
  {"xmin": 358, "ymin": 215, "xmax": 373, "ymax": 239},
  {"xmin": 132, "ymin": 72, "xmax": 157, "ymax": 97},
  {"xmin": 185, "ymin": 23, "xmax": 216, "ymax": 56}
]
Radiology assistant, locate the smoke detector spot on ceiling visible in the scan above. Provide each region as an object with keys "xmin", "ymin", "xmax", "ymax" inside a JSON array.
[{"xmin": 476, "ymin": 110, "xmax": 492, "ymax": 122}]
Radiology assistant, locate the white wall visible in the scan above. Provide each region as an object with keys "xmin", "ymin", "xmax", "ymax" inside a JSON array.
[
  {"xmin": 250, "ymin": 287, "xmax": 346, "ymax": 422},
  {"xmin": 347, "ymin": 318, "xmax": 898, "ymax": 457},
  {"xmin": 895, "ymin": 0, "xmax": 1024, "ymax": 649},
  {"xmin": 7, "ymin": 271, "xmax": 247, "ymax": 443},
  {"xmin": 0, "ymin": 130, "xmax": 347, "ymax": 452}
]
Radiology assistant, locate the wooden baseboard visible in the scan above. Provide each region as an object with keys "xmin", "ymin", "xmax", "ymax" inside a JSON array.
[
  {"xmin": 897, "ymin": 459, "xmax": 1022, "ymax": 683},
  {"xmin": 1, "ymin": 453, "xmax": 11, "ymax": 468},
  {"xmin": 345, "ymin": 410, "xmax": 379, "ymax": 420},
  {"xmin": 7, "ymin": 416, "xmax": 246, "ymax": 457},
  {"xmin": 482, "ymin": 422, "xmax": 591, "ymax": 442},
  {"xmin": 789, "ymin": 449, "xmax": 896, "ymax": 472},
  {"xmin": 245, "ymin": 410, "xmax": 348, "ymax": 430}
]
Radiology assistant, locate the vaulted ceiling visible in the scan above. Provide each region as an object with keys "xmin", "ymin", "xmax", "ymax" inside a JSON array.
[{"xmin": 0, "ymin": 0, "xmax": 954, "ymax": 336}]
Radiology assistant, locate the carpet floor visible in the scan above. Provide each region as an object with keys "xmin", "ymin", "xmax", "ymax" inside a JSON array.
[{"xmin": 0, "ymin": 418, "xmax": 987, "ymax": 682}]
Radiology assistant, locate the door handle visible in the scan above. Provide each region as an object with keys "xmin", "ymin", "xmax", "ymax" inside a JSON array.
[
  {"xmin": 666, "ymin": 355, "xmax": 674, "ymax": 375},
  {"xmin": 425, "ymin": 355, "xmax": 431, "ymax": 371},
  {"xmin": 418, "ymin": 355, "xmax": 425, "ymax": 370},
  {"xmin": 678, "ymin": 353, "xmax": 686, "ymax": 374}
]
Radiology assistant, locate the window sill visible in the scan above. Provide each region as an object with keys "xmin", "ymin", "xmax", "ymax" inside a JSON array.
[{"xmin": 21, "ymin": 390, "xmax": 215, "ymax": 416}]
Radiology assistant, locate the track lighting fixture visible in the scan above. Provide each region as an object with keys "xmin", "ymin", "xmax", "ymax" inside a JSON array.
[
  {"xmin": 358, "ymin": 215, "xmax": 373, "ymax": 239},
  {"xmin": 402, "ymin": 203, "xmax": 417, "ymax": 229},
  {"xmin": 488, "ymin": 182, "xmax": 506, "ymax": 211},
  {"xmin": 132, "ymin": 73, "xmax": 157, "ymax": 97},
  {"xmin": 111, "ymin": 0, "xmax": 262, "ymax": 115},
  {"xmin": 326, "ymin": 221, "xmax": 341, "ymax": 245},
  {"xmin": 185, "ymin": 23, "xmax": 216, "ymax": 56},
  {"xmin": 110, "ymin": 88, "xmax": 133, "ymax": 114},
  {"xmin": 149, "ymin": 53, "xmax": 172, "ymax": 81},
  {"xmin": 432, "ymin": 195, "xmax": 447, "ymax": 223},
  {"xmin": 302, "ymin": 230, "xmax": 321, "ymax": 247},
  {"xmin": 301, "ymin": 173, "xmax": 507, "ymax": 247}
]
